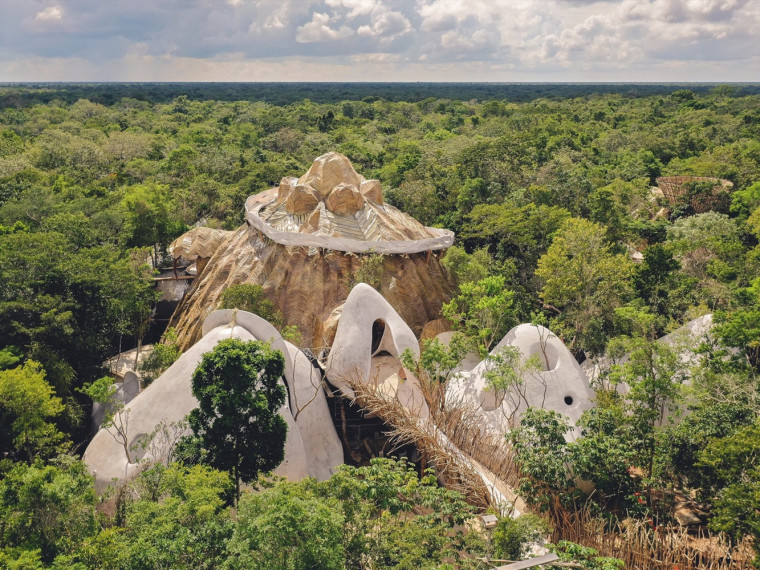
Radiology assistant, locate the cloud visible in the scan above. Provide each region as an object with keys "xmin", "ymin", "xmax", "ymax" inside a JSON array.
[
  {"xmin": 325, "ymin": 0, "xmax": 377, "ymax": 18},
  {"xmin": 356, "ymin": 11, "xmax": 411, "ymax": 39},
  {"xmin": 35, "ymin": 6, "xmax": 62, "ymax": 21},
  {"xmin": 296, "ymin": 12, "xmax": 354, "ymax": 42},
  {"xmin": 0, "ymin": 0, "xmax": 757, "ymax": 81}
]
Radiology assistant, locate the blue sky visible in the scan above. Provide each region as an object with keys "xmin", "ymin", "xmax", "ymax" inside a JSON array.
[{"xmin": 0, "ymin": 0, "xmax": 758, "ymax": 82}]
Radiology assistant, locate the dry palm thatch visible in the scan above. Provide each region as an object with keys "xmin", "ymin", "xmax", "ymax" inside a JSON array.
[
  {"xmin": 551, "ymin": 506, "xmax": 753, "ymax": 570},
  {"xmin": 169, "ymin": 227, "xmax": 232, "ymax": 260},
  {"xmin": 169, "ymin": 153, "xmax": 456, "ymax": 350},
  {"xmin": 337, "ymin": 372, "xmax": 497, "ymax": 510},
  {"xmin": 656, "ymin": 176, "xmax": 733, "ymax": 214}
]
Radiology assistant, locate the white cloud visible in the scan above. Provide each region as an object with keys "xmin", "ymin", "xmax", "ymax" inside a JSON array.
[
  {"xmin": 296, "ymin": 12, "xmax": 354, "ymax": 42},
  {"xmin": 0, "ymin": 0, "xmax": 757, "ymax": 81},
  {"xmin": 356, "ymin": 10, "xmax": 411, "ymax": 39},
  {"xmin": 325, "ymin": 0, "xmax": 378, "ymax": 18},
  {"xmin": 34, "ymin": 6, "xmax": 62, "ymax": 22}
]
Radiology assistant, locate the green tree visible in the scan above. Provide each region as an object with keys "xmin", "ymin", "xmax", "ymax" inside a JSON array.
[
  {"xmin": 549, "ymin": 541, "xmax": 624, "ymax": 570},
  {"xmin": 100, "ymin": 463, "xmax": 234, "ymax": 570},
  {"xmin": 697, "ymin": 418, "xmax": 760, "ymax": 563},
  {"xmin": 0, "ymin": 456, "xmax": 97, "ymax": 564},
  {"xmin": 80, "ymin": 376, "xmax": 134, "ymax": 463},
  {"xmin": 508, "ymin": 407, "xmax": 573, "ymax": 509},
  {"xmin": 442, "ymin": 275, "xmax": 517, "ymax": 356},
  {"xmin": 219, "ymin": 284, "xmax": 281, "ymax": 325},
  {"xmin": 121, "ymin": 182, "xmax": 182, "ymax": 266},
  {"xmin": 535, "ymin": 217, "xmax": 633, "ymax": 356},
  {"xmin": 349, "ymin": 253, "xmax": 385, "ymax": 291},
  {"xmin": 463, "ymin": 202, "xmax": 570, "ymax": 287},
  {"xmin": 440, "ymin": 245, "xmax": 492, "ymax": 285},
  {"xmin": 607, "ymin": 307, "xmax": 688, "ymax": 483},
  {"xmin": 323, "ymin": 457, "xmax": 478, "ymax": 569},
  {"xmin": 491, "ymin": 514, "xmax": 551, "ymax": 561},
  {"xmin": 0, "ymin": 361, "xmax": 68, "ymax": 461},
  {"xmin": 483, "ymin": 345, "xmax": 544, "ymax": 427},
  {"xmin": 714, "ymin": 277, "xmax": 760, "ymax": 365},
  {"xmin": 570, "ymin": 400, "xmax": 638, "ymax": 508},
  {"xmin": 632, "ymin": 243, "xmax": 681, "ymax": 322},
  {"xmin": 0, "ymin": 231, "xmax": 155, "ymax": 396},
  {"xmin": 401, "ymin": 333, "xmax": 471, "ymax": 417},
  {"xmin": 729, "ymin": 181, "xmax": 760, "ymax": 220},
  {"xmin": 138, "ymin": 327, "xmax": 181, "ymax": 384},
  {"xmin": 189, "ymin": 339, "xmax": 287, "ymax": 502},
  {"xmin": 226, "ymin": 481, "xmax": 344, "ymax": 570}
]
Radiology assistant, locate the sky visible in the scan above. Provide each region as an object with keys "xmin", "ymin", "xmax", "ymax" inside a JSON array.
[{"xmin": 0, "ymin": 0, "xmax": 758, "ymax": 83}]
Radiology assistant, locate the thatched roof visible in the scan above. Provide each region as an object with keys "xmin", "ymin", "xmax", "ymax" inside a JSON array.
[
  {"xmin": 245, "ymin": 152, "xmax": 454, "ymax": 254},
  {"xmin": 656, "ymin": 176, "xmax": 733, "ymax": 214},
  {"xmin": 169, "ymin": 227, "xmax": 233, "ymax": 260},
  {"xmin": 168, "ymin": 152, "xmax": 456, "ymax": 349}
]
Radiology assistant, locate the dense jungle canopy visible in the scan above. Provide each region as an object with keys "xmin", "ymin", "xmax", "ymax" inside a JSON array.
[{"xmin": 1, "ymin": 83, "xmax": 760, "ymax": 568}]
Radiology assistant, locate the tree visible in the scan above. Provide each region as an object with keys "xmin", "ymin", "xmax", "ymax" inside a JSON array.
[
  {"xmin": 227, "ymin": 481, "xmax": 344, "ymax": 570},
  {"xmin": 535, "ymin": 217, "xmax": 633, "ymax": 356},
  {"xmin": 607, "ymin": 307, "xmax": 689, "ymax": 483},
  {"xmin": 570, "ymin": 402, "xmax": 638, "ymax": 508},
  {"xmin": 508, "ymin": 407, "xmax": 574, "ymax": 509},
  {"xmin": 666, "ymin": 212, "xmax": 742, "ymax": 283},
  {"xmin": 492, "ymin": 514, "xmax": 551, "ymax": 561},
  {"xmin": 442, "ymin": 275, "xmax": 517, "ymax": 356},
  {"xmin": 100, "ymin": 463, "xmax": 234, "ymax": 570},
  {"xmin": 219, "ymin": 284, "xmax": 281, "ymax": 325},
  {"xmin": 440, "ymin": 245, "xmax": 491, "ymax": 285},
  {"xmin": 729, "ymin": 181, "xmax": 760, "ymax": 220},
  {"xmin": 0, "ymin": 231, "xmax": 156, "ymax": 396},
  {"xmin": 401, "ymin": 333, "xmax": 471, "ymax": 417},
  {"xmin": 0, "ymin": 456, "xmax": 97, "ymax": 564},
  {"xmin": 0, "ymin": 361, "xmax": 68, "ymax": 462},
  {"xmin": 121, "ymin": 182, "xmax": 182, "ymax": 266},
  {"xmin": 483, "ymin": 345, "xmax": 545, "ymax": 427},
  {"xmin": 714, "ymin": 277, "xmax": 760, "ymax": 366},
  {"xmin": 632, "ymin": 243, "xmax": 681, "ymax": 322},
  {"xmin": 81, "ymin": 376, "xmax": 134, "ymax": 463},
  {"xmin": 188, "ymin": 339, "xmax": 287, "ymax": 502},
  {"xmin": 697, "ymin": 418, "xmax": 760, "ymax": 563},
  {"xmin": 463, "ymin": 202, "xmax": 570, "ymax": 288},
  {"xmin": 138, "ymin": 327, "xmax": 180, "ymax": 384}
]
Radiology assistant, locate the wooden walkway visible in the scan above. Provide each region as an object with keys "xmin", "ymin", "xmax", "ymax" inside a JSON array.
[{"xmin": 496, "ymin": 553, "xmax": 561, "ymax": 569}]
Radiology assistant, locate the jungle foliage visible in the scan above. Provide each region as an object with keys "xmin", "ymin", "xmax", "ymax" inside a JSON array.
[{"xmin": 1, "ymin": 84, "xmax": 760, "ymax": 566}]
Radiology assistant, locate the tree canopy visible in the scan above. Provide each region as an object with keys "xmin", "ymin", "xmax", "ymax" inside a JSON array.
[{"xmin": 188, "ymin": 338, "xmax": 287, "ymax": 500}]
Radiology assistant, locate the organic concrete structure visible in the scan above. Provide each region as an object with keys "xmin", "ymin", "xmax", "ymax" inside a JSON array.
[
  {"xmin": 87, "ymin": 151, "xmax": 602, "ymax": 510},
  {"xmin": 168, "ymin": 152, "xmax": 455, "ymax": 349},
  {"xmin": 326, "ymin": 285, "xmax": 595, "ymax": 442},
  {"xmin": 446, "ymin": 324, "xmax": 595, "ymax": 441},
  {"xmin": 83, "ymin": 309, "xmax": 342, "ymax": 491},
  {"xmin": 326, "ymin": 283, "xmax": 428, "ymax": 419},
  {"xmin": 90, "ymin": 371, "xmax": 140, "ymax": 436}
]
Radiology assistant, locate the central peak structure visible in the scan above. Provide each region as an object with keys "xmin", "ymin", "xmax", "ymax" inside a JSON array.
[
  {"xmin": 246, "ymin": 152, "xmax": 453, "ymax": 253},
  {"xmin": 169, "ymin": 152, "xmax": 456, "ymax": 349}
]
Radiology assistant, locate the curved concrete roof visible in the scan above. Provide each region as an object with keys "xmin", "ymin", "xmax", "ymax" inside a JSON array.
[
  {"xmin": 446, "ymin": 323, "xmax": 595, "ymax": 441},
  {"xmin": 84, "ymin": 310, "xmax": 343, "ymax": 491}
]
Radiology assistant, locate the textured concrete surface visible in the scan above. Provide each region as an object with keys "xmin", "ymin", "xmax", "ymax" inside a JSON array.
[
  {"xmin": 326, "ymin": 283, "xmax": 420, "ymax": 398},
  {"xmin": 447, "ymin": 323, "xmax": 595, "ymax": 441},
  {"xmin": 84, "ymin": 310, "xmax": 343, "ymax": 492}
]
